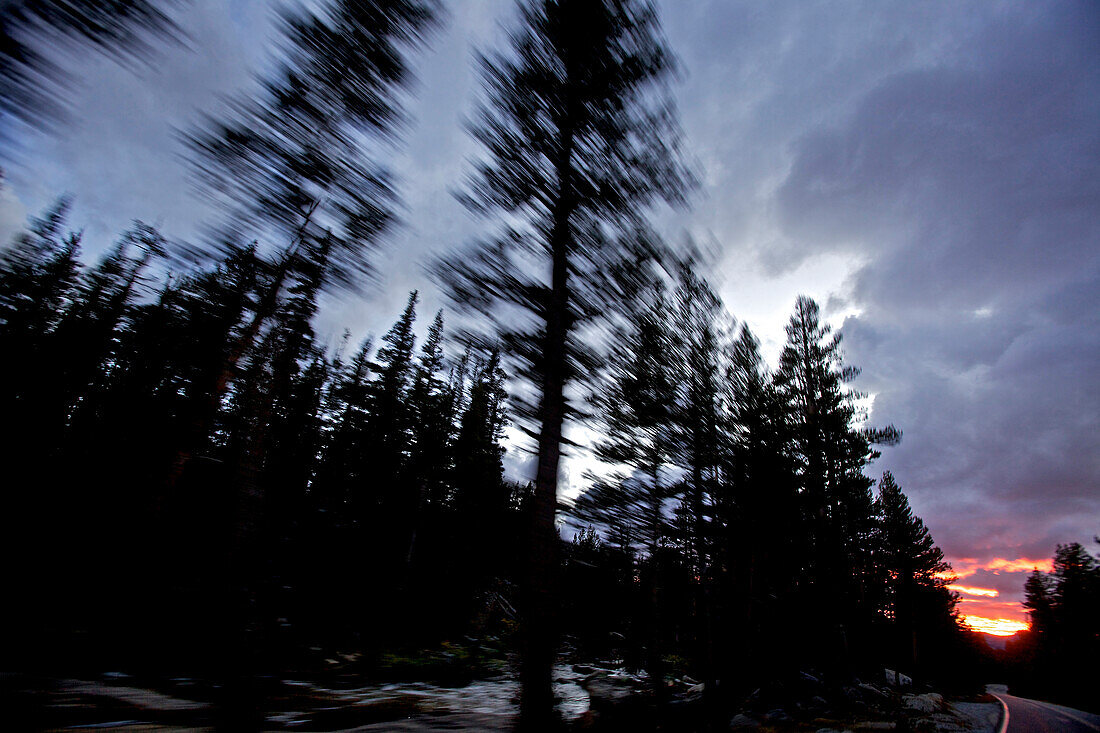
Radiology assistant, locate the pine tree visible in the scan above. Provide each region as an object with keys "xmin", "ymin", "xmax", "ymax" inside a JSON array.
[
  {"xmin": 435, "ymin": 1, "xmax": 693, "ymax": 721},
  {"xmin": 873, "ymin": 471, "xmax": 953, "ymax": 672},
  {"xmin": 365, "ymin": 291, "xmax": 419, "ymax": 524},
  {"xmin": 0, "ymin": 198, "xmax": 81, "ymax": 345},
  {"xmin": 1, "ymin": 0, "xmax": 180, "ymax": 132},
  {"xmin": 667, "ymin": 260, "xmax": 726, "ymax": 701},
  {"xmin": 590, "ymin": 280, "xmax": 679, "ymax": 558},
  {"xmin": 51, "ymin": 222, "xmax": 165, "ymax": 434},
  {"xmin": 772, "ymin": 296, "xmax": 896, "ymax": 668},
  {"xmin": 451, "ymin": 350, "xmax": 511, "ymax": 580},
  {"xmin": 1016, "ymin": 542, "xmax": 1099, "ymax": 709},
  {"xmin": 406, "ymin": 310, "xmax": 455, "ymax": 512},
  {"xmin": 399, "ymin": 309, "xmax": 456, "ymax": 593},
  {"xmin": 1023, "ymin": 568, "xmax": 1055, "ymax": 636},
  {"xmin": 170, "ymin": 0, "xmax": 438, "ymax": 490},
  {"xmin": 717, "ymin": 323, "xmax": 800, "ymax": 686}
]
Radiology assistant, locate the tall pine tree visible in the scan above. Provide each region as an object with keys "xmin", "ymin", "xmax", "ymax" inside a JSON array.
[{"xmin": 436, "ymin": 1, "xmax": 693, "ymax": 721}]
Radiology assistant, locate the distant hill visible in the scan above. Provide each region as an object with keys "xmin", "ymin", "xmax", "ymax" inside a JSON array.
[{"xmin": 981, "ymin": 633, "xmax": 1014, "ymax": 651}]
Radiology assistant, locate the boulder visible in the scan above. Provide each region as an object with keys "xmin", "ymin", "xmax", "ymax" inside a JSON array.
[
  {"xmin": 765, "ymin": 708, "xmax": 791, "ymax": 723},
  {"xmin": 729, "ymin": 713, "xmax": 761, "ymax": 729},
  {"xmin": 684, "ymin": 683, "xmax": 706, "ymax": 703},
  {"xmin": 583, "ymin": 679, "xmax": 633, "ymax": 712},
  {"xmin": 902, "ymin": 693, "xmax": 937, "ymax": 714},
  {"xmin": 858, "ymin": 683, "xmax": 889, "ymax": 700}
]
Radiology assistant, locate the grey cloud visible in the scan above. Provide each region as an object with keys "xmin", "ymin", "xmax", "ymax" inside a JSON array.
[{"xmin": 760, "ymin": 1, "xmax": 1100, "ymax": 580}]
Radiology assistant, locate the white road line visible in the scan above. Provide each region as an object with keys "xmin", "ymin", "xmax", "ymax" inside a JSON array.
[
  {"xmin": 991, "ymin": 693, "xmax": 1009, "ymax": 733},
  {"xmin": 993, "ymin": 692, "xmax": 1100, "ymax": 732}
]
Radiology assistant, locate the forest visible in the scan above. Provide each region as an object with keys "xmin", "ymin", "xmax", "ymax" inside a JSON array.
[
  {"xmin": 0, "ymin": 200, "xmax": 981, "ymax": 729},
  {"xmin": 1, "ymin": 0, "xmax": 1095, "ymax": 731}
]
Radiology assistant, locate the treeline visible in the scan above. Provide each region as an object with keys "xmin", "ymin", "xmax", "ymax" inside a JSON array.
[
  {"xmin": 1009, "ymin": 541, "xmax": 1100, "ymax": 711},
  {"xmin": 0, "ymin": 200, "xmax": 973, "ymax": 696},
  {"xmin": 0, "ymin": 202, "xmax": 524, "ymax": 677},
  {"xmin": 564, "ymin": 262, "xmax": 972, "ymax": 701}
]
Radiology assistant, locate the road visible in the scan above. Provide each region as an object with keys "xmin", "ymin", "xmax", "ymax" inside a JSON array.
[{"xmin": 992, "ymin": 692, "xmax": 1100, "ymax": 733}]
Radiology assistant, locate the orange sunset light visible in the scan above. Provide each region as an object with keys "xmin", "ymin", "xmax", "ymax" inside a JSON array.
[
  {"xmin": 947, "ymin": 584, "xmax": 998, "ymax": 598},
  {"xmin": 962, "ymin": 615, "xmax": 1029, "ymax": 637},
  {"xmin": 949, "ymin": 557, "xmax": 1053, "ymax": 580}
]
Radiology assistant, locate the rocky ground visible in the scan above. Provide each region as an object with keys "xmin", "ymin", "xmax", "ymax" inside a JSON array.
[
  {"xmin": 1, "ymin": 664, "xmax": 1002, "ymax": 731},
  {"xmin": 719, "ymin": 671, "xmax": 1002, "ymax": 733}
]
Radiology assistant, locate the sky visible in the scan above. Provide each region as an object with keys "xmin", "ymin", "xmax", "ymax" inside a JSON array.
[{"xmin": 1, "ymin": 0, "xmax": 1097, "ymax": 634}]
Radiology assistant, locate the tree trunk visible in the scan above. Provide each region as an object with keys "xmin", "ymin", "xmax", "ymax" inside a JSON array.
[
  {"xmin": 690, "ymin": 459, "xmax": 717, "ymax": 723},
  {"xmin": 519, "ymin": 122, "xmax": 573, "ymax": 730}
]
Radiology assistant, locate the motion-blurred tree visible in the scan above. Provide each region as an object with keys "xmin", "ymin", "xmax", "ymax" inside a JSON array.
[
  {"xmin": 0, "ymin": 0, "xmax": 181, "ymax": 135},
  {"xmin": 435, "ymin": 0, "xmax": 693, "ymax": 722},
  {"xmin": 575, "ymin": 277, "xmax": 681, "ymax": 700},
  {"xmin": 172, "ymin": 0, "xmax": 439, "ymax": 489}
]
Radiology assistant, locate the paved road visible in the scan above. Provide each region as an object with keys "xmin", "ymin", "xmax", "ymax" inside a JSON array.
[{"xmin": 993, "ymin": 692, "xmax": 1100, "ymax": 733}]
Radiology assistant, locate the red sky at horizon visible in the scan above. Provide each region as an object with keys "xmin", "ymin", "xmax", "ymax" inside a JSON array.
[{"xmin": 942, "ymin": 556, "xmax": 1053, "ymax": 636}]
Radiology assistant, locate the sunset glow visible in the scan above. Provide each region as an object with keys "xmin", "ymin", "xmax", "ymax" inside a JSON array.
[
  {"xmin": 947, "ymin": 584, "xmax": 998, "ymax": 598},
  {"xmin": 949, "ymin": 557, "xmax": 1053, "ymax": 580},
  {"xmin": 942, "ymin": 556, "xmax": 1049, "ymax": 635},
  {"xmin": 962, "ymin": 615, "xmax": 1029, "ymax": 637}
]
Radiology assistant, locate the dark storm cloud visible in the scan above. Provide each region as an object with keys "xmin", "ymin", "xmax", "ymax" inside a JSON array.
[{"xmin": 761, "ymin": 0, "xmax": 1100, "ymax": 568}]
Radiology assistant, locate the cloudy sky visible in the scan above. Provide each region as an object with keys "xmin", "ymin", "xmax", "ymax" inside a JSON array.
[{"xmin": 2, "ymin": 0, "xmax": 1097, "ymax": 632}]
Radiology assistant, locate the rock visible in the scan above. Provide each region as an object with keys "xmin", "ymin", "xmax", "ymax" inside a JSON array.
[
  {"xmin": 583, "ymin": 679, "xmax": 633, "ymax": 712},
  {"xmin": 729, "ymin": 713, "xmax": 761, "ymax": 729},
  {"xmin": 884, "ymin": 668, "xmax": 914, "ymax": 688},
  {"xmin": 765, "ymin": 708, "xmax": 791, "ymax": 723},
  {"xmin": 858, "ymin": 682, "xmax": 889, "ymax": 700},
  {"xmin": 902, "ymin": 693, "xmax": 937, "ymax": 714},
  {"xmin": 801, "ymin": 671, "xmax": 823, "ymax": 686},
  {"xmin": 606, "ymin": 671, "xmax": 642, "ymax": 686},
  {"xmin": 572, "ymin": 664, "xmax": 596, "ymax": 675},
  {"xmin": 684, "ymin": 683, "xmax": 705, "ymax": 703}
]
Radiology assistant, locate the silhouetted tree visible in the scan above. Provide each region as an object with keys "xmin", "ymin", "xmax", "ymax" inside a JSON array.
[
  {"xmin": 1, "ymin": 0, "xmax": 180, "ymax": 134},
  {"xmin": 172, "ymin": 0, "xmax": 439, "ymax": 490},
  {"xmin": 436, "ymin": 0, "xmax": 692, "ymax": 721},
  {"xmin": 1015, "ymin": 541, "xmax": 1099, "ymax": 709},
  {"xmin": 872, "ymin": 471, "xmax": 954, "ymax": 674},
  {"xmin": 1022, "ymin": 568, "xmax": 1055, "ymax": 637},
  {"xmin": 715, "ymin": 323, "xmax": 800, "ymax": 690},
  {"xmin": 772, "ymin": 295, "xmax": 897, "ymax": 670}
]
